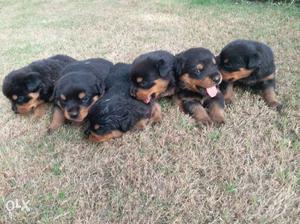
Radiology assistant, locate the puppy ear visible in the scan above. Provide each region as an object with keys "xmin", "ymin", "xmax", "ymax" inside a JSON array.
[
  {"xmin": 215, "ymin": 55, "xmax": 221, "ymax": 65},
  {"xmin": 120, "ymin": 116, "xmax": 132, "ymax": 132},
  {"xmin": 247, "ymin": 53, "xmax": 261, "ymax": 70},
  {"xmin": 175, "ymin": 57, "xmax": 184, "ymax": 76},
  {"xmin": 156, "ymin": 59, "xmax": 170, "ymax": 77},
  {"xmin": 49, "ymin": 84, "xmax": 57, "ymax": 102},
  {"xmin": 24, "ymin": 72, "xmax": 42, "ymax": 92},
  {"xmin": 96, "ymin": 80, "xmax": 105, "ymax": 98}
]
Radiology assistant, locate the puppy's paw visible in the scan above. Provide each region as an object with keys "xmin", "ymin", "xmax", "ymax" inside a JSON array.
[
  {"xmin": 268, "ymin": 101, "xmax": 283, "ymax": 112},
  {"xmin": 196, "ymin": 117, "xmax": 213, "ymax": 126},
  {"xmin": 47, "ymin": 127, "xmax": 55, "ymax": 135}
]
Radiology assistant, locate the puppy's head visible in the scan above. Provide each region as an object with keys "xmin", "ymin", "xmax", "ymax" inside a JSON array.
[
  {"xmin": 130, "ymin": 58, "xmax": 172, "ymax": 104},
  {"xmin": 85, "ymin": 94, "xmax": 151, "ymax": 142},
  {"xmin": 218, "ymin": 42, "xmax": 261, "ymax": 82},
  {"xmin": 53, "ymin": 72, "xmax": 104, "ymax": 122},
  {"xmin": 2, "ymin": 70, "xmax": 45, "ymax": 114},
  {"xmin": 176, "ymin": 48, "xmax": 222, "ymax": 97}
]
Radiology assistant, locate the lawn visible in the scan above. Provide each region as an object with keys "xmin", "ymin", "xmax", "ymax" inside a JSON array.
[{"xmin": 0, "ymin": 0, "xmax": 299, "ymax": 223}]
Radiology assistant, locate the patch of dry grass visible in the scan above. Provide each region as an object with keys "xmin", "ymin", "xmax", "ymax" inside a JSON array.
[{"xmin": 0, "ymin": 0, "xmax": 299, "ymax": 223}]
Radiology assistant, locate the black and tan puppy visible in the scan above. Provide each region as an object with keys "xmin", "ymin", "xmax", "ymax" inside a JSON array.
[
  {"xmin": 48, "ymin": 58, "xmax": 113, "ymax": 133},
  {"xmin": 176, "ymin": 48, "xmax": 225, "ymax": 125},
  {"xmin": 2, "ymin": 55, "xmax": 76, "ymax": 117},
  {"xmin": 218, "ymin": 39, "xmax": 281, "ymax": 110},
  {"xmin": 130, "ymin": 50, "xmax": 177, "ymax": 104},
  {"xmin": 85, "ymin": 63, "xmax": 161, "ymax": 143}
]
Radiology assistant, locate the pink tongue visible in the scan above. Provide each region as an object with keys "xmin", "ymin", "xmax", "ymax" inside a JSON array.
[
  {"xmin": 144, "ymin": 96, "xmax": 151, "ymax": 104},
  {"xmin": 206, "ymin": 86, "xmax": 218, "ymax": 97}
]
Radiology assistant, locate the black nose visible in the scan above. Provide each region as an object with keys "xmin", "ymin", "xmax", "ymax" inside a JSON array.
[
  {"xmin": 68, "ymin": 110, "xmax": 79, "ymax": 119},
  {"xmin": 211, "ymin": 74, "xmax": 221, "ymax": 84}
]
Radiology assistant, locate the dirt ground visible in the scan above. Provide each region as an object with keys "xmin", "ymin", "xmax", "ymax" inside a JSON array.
[{"xmin": 0, "ymin": 0, "xmax": 299, "ymax": 223}]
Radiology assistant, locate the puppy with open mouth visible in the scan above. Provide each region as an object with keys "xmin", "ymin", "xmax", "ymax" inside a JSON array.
[
  {"xmin": 85, "ymin": 63, "xmax": 161, "ymax": 143},
  {"xmin": 2, "ymin": 55, "xmax": 76, "ymax": 118},
  {"xmin": 48, "ymin": 58, "xmax": 113, "ymax": 133},
  {"xmin": 175, "ymin": 48, "xmax": 225, "ymax": 125},
  {"xmin": 129, "ymin": 50, "xmax": 177, "ymax": 104},
  {"xmin": 217, "ymin": 39, "xmax": 281, "ymax": 111}
]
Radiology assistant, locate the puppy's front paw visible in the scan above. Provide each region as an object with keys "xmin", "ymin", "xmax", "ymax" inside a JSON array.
[
  {"xmin": 47, "ymin": 127, "xmax": 55, "ymax": 135},
  {"xmin": 269, "ymin": 101, "xmax": 283, "ymax": 112}
]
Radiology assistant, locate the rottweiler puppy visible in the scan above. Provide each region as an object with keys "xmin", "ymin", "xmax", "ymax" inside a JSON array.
[
  {"xmin": 48, "ymin": 58, "xmax": 113, "ymax": 133},
  {"xmin": 218, "ymin": 39, "xmax": 281, "ymax": 110},
  {"xmin": 2, "ymin": 55, "xmax": 76, "ymax": 117},
  {"xmin": 175, "ymin": 48, "xmax": 225, "ymax": 125},
  {"xmin": 130, "ymin": 50, "xmax": 177, "ymax": 104},
  {"xmin": 85, "ymin": 63, "xmax": 161, "ymax": 143}
]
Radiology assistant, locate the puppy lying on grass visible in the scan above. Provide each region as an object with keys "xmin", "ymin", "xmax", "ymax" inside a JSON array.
[
  {"xmin": 2, "ymin": 55, "xmax": 76, "ymax": 118},
  {"xmin": 129, "ymin": 50, "xmax": 177, "ymax": 104},
  {"xmin": 175, "ymin": 48, "xmax": 225, "ymax": 125},
  {"xmin": 85, "ymin": 63, "xmax": 161, "ymax": 143},
  {"xmin": 218, "ymin": 39, "xmax": 282, "ymax": 111},
  {"xmin": 48, "ymin": 58, "xmax": 113, "ymax": 133}
]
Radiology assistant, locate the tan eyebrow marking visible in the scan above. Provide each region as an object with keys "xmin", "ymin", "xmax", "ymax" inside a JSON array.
[
  {"xmin": 78, "ymin": 92, "xmax": 86, "ymax": 99},
  {"xmin": 224, "ymin": 58, "xmax": 229, "ymax": 63},
  {"xmin": 12, "ymin": 95, "xmax": 18, "ymax": 100},
  {"xmin": 94, "ymin": 124, "xmax": 100, "ymax": 130},
  {"xmin": 196, "ymin": 64, "xmax": 204, "ymax": 71}
]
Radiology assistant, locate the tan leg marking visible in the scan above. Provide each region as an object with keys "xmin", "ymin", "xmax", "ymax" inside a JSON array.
[
  {"xmin": 223, "ymin": 82, "xmax": 234, "ymax": 104},
  {"xmin": 208, "ymin": 102, "xmax": 225, "ymax": 124},
  {"xmin": 262, "ymin": 87, "xmax": 281, "ymax": 109},
  {"xmin": 48, "ymin": 107, "xmax": 65, "ymax": 134},
  {"xmin": 150, "ymin": 102, "xmax": 162, "ymax": 123},
  {"xmin": 88, "ymin": 130, "xmax": 123, "ymax": 143},
  {"xmin": 33, "ymin": 103, "xmax": 46, "ymax": 118},
  {"xmin": 191, "ymin": 104, "xmax": 212, "ymax": 125}
]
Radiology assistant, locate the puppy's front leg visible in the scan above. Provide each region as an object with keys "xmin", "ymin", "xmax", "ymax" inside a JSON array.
[
  {"xmin": 220, "ymin": 81, "xmax": 234, "ymax": 104},
  {"xmin": 182, "ymin": 99, "xmax": 212, "ymax": 125},
  {"xmin": 205, "ymin": 93, "xmax": 225, "ymax": 124},
  {"xmin": 33, "ymin": 103, "xmax": 46, "ymax": 118},
  {"xmin": 259, "ymin": 78, "xmax": 282, "ymax": 111},
  {"xmin": 47, "ymin": 106, "xmax": 65, "ymax": 134}
]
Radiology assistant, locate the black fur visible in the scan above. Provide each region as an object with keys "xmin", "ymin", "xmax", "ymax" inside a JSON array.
[
  {"xmin": 52, "ymin": 58, "xmax": 113, "ymax": 122},
  {"xmin": 175, "ymin": 48, "xmax": 225, "ymax": 124},
  {"xmin": 2, "ymin": 55, "xmax": 76, "ymax": 113},
  {"xmin": 218, "ymin": 39, "xmax": 281, "ymax": 110},
  {"xmin": 218, "ymin": 39, "xmax": 276, "ymax": 89},
  {"xmin": 85, "ymin": 63, "xmax": 153, "ymax": 137},
  {"xmin": 130, "ymin": 50, "xmax": 177, "ymax": 102}
]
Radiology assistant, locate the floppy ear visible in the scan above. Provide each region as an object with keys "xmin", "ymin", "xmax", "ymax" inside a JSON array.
[
  {"xmin": 215, "ymin": 55, "xmax": 221, "ymax": 65},
  {"xmin": 120, "ymin": 117, "xmax": 132, "ymax": 132},
  {"xmin": 96, "ymin": 80, "xmax": 105, "ymax": 97},
  {"xmin": 247, "ymin": 53, "xmax": 261, "ymax": 70},
  {"xmin": 156, "ymin": 59, "xmax": 170, "ymax": 77},
  {"xmin": 24, "ymin": 72, "xmax": 42, "ymax": 92},
  {"xmin": 49, "ymin": 85, "xmax": 57, "ymax": 102},
  {"xmin": 175, "ymin": 57, "xmax": 185, "ymax": 76}
]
